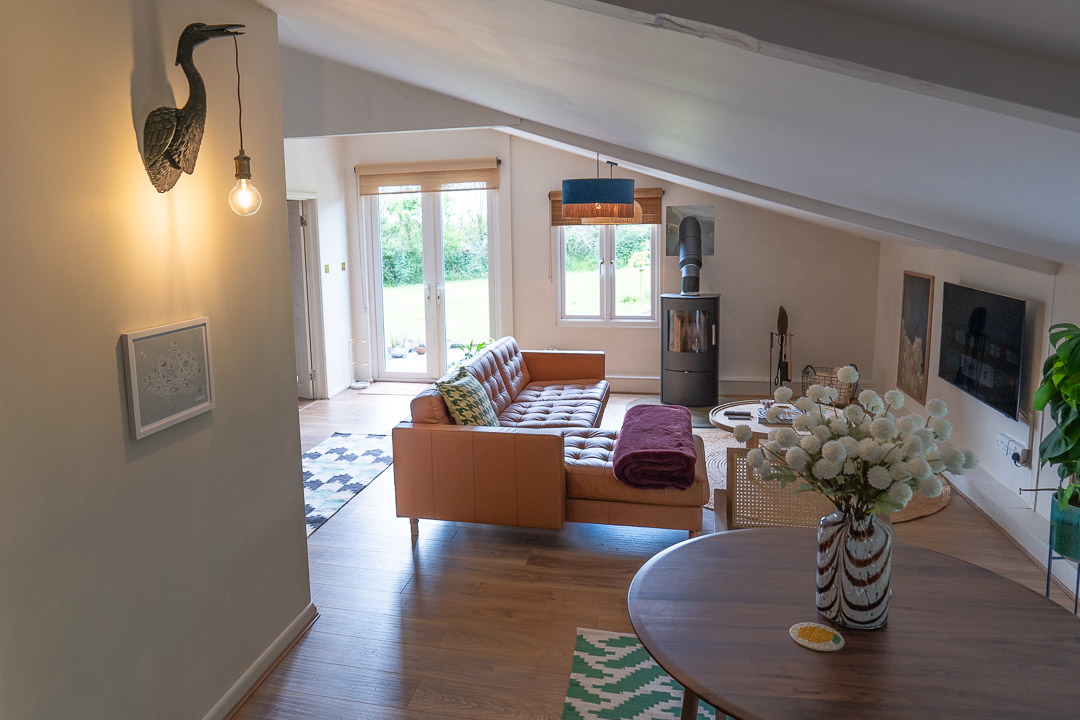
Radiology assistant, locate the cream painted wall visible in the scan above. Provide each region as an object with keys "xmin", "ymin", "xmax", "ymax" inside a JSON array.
[
  {"xmin": 870, "ymin": 246, "xmax": 1080, "ymax": 588},
  {"xmin": 508, "ymin": 137, "xmax": 881, "ymax": 393},
  {"xmin": 279, "ymin": 46, "xmax": 519, "ymax": 138},
  {"xmin": 283, "ymin": 136, "xmax": 354, "ymax": 394},
  {"xmin": 1051, "ymin": 264, "xmax": 1080, "ymax": 327},
  {"xmin": 872, "ymin": 243, "xmax": 1055, "ymax": 503},
  {"xmin": 286, "ymin": 128, "xmax": 879, "ymax": 391},
  {"xmin": 0, "ymin": 2, "xmax": 310, "ymax": 719}
]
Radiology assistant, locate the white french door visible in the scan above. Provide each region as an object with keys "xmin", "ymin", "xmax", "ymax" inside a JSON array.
[{"xmin": 367, "ymin": 188, "xmax": 494, "ymax": 381}]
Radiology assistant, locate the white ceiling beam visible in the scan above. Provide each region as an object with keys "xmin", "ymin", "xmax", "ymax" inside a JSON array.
[
  {"xmin": 558, "ymin": 0, "xmax": 1080, "ymax": 131},
  {"xmin": 510, "ymin": 120, "xmax": 1061, "ymax": 276}
]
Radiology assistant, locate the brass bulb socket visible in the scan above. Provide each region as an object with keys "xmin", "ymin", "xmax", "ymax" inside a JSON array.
[{"xmin": 233, "ymin": 152, "xmax": 253, "ymax": 180}]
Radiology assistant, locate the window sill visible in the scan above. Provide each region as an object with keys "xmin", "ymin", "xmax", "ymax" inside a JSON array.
[{"xmin": 557, "ymin": 317, "xmax": 659, "ymax": 330}]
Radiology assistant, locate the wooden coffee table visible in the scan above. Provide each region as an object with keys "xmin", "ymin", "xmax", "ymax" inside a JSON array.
[
  {"xmin": 628, "ymin": 528, "xmax": 1080, "ymax": 720},
  {"xmin": 708, "ymin": 401, "xmax": 796, "ymax": 445}
]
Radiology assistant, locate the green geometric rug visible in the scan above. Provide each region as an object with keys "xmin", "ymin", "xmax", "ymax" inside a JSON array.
[{"xmin": 563, "ymin": 628, "xmax": 727, "ymax": 720}]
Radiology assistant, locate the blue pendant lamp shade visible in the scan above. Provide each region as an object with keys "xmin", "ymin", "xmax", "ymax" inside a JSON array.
[{"xmin": 561, "ymin": 177, "xmax": 635, "ymax": 218}]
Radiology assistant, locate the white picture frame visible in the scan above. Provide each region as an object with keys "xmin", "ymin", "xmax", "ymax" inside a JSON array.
[{"xmin": 122, "ymin": 317, "xmax": 215, "ymax": 439}]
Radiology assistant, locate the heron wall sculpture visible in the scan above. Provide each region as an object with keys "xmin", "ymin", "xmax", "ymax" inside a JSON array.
[{"xmin": 143, "ymin": 22, "xmax": 245, "ymax": 193}]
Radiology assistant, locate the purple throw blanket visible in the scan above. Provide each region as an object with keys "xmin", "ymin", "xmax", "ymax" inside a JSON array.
[{"xmin": 613, "ymin": 405, "xmax": 697, "ymax": 489}]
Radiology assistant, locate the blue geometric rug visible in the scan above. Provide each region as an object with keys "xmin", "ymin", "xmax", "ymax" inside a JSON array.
[
  {"xmin": 302, "ymin": 432, "xmax": 393, "ymax": 536},
  {"xmin": 564, "ymin": 628, "xmax": 724, "ymax": 720}
]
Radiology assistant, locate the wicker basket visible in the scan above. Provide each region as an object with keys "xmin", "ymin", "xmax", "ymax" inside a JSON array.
[{"xmin": 801, "ymin": 364, "xmax": 859, "ymax": 407}]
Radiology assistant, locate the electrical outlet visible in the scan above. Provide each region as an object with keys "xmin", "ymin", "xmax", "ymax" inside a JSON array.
[
  {"xmin": 324, "ymin": 264, "xmax": 330, "ymax": 274},
  {"xmin": 995, "ymin": 433, "xmax": 1030, "ymax": 466},
  {"xmin": 341, "ymin": 262, "xmax": 346, "ymax": 271},
  {"xmin": 1007, "ymin": 437, "xmax": 1029, "ymax": 466}
]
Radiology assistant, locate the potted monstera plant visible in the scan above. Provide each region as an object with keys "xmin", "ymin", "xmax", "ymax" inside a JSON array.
[{"xmin": 1033, "ymin": 322, "xmax": 1080, "ymax": 560}]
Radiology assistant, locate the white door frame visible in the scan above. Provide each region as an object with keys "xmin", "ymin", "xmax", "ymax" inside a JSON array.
[
  {"xmin": 287, "ymin": 193, "xmax": 329, "ymax": 399},
  {"xmin": 364, "ymin": 196, "xmax": 421, "ymax": 381},
  {"xmin": 363, "ymin": 190, "xmax": 498, "ymax": 382},
  {"xmin": 288, "ymin": 200, "xmax": 315, "ymax": 398}
]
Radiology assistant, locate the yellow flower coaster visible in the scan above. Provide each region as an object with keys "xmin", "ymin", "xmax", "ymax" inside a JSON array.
[{"xmin": 789, "ymin": 622, "xmax": 845, "ymax": 652}]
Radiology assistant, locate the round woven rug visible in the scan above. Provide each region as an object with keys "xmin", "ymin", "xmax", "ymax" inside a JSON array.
[
  {"xmin": 694, "ymin": 427, "xmax": 737, "ymax": 509},
  {"xmin": 695, "ymin": 426, "xmax": 952, "ymax": 521},
  {"xmin": 890, "ymin": 479, "xmax": 952, "ymax": 522}
]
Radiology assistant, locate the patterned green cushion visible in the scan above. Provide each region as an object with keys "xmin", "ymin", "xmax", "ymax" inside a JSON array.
[{"xmin": 435, "ymin": 367, "xmax": 500, "ymax": 426}]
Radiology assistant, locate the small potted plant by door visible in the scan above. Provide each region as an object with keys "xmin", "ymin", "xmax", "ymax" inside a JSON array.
[
  {"xmin": 1033, "ymin": 322, "xmax": 1080, "ymax": 561},
  {"xmin": 388, "ymin": 334, "xmax": 408, "ymax": 358}
]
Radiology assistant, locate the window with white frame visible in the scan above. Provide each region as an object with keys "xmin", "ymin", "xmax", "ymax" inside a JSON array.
[{"xmin": 557, "ymin": 223, "xmax": 660, "ymax": 326}]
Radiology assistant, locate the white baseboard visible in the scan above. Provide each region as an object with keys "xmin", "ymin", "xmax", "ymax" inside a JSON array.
[
  {"xmin": 203, "ymin": 602, "xmax": 319, "ymax": 720},
  {"xmin": 948, "ymin": 470, "xmax": 1077, "ymax": 599},
  {"xmin": 606, "ymin": 374, "xmax": 660, "ymax": 394},
  {"xmin": 608, "ymin": 375, "xmax": 882, "ymax": 400},
  {"xmin": 718, "ymin": 377, "xmax": 772, "ymax": 397}
]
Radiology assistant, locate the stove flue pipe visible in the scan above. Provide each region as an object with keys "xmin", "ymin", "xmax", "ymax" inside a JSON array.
[{"xmin": 678, "ymin": 215, "xmax": 702, "ymax": 295}]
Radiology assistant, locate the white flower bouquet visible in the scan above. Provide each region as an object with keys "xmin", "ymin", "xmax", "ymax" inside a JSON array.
[{"xmin": 735, "ymin": 366, "xmax": 977, "ymax": 516}]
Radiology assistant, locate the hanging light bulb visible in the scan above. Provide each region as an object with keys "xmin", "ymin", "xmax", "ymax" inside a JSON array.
[
  {"xmin": 229, "ymin": 152, "xmax": 261, "ymax": 215},
  {"xmin": 228, "ymin": 37, "xmax": 261, "ymax": 216}
]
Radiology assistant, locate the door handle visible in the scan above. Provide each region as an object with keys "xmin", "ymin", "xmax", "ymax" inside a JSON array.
[{"xmin": 712, "ymin": 324, "xmax": 717, "ymax": 346}]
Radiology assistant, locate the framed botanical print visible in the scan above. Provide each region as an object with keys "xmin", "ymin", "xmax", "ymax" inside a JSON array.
[{"xmin": 897, "ymin": 272, "xmax": 934, "ymax": 404}]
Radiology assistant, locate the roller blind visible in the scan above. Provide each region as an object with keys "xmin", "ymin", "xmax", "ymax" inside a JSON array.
[
  {"xmin": 355, "ymin": 157, "xmax": 500, "ymax": 195},
  {"xmin": 549, "ymin": 187, "xmax": 663, "ymax": 226}
]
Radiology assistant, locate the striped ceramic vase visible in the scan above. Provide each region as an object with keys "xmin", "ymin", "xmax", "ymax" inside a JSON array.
[{"xmin": 816, "ymin": 510, "xmax": 893, "ymax": 629}]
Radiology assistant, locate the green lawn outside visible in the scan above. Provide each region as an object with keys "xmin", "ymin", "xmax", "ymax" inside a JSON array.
[
  {"xmin": 382, "ymin": 277, "xmax": 490, "ymax": 351},
  {"xmin": 381, "ymin": 266, "xmax": 651, "ymax": 355},
  {"xmin": 564, "ymin": 266, "xmax": 652, "ymax": 317}
]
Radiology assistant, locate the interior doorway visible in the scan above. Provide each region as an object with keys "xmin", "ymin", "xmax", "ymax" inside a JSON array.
[
  {"xmin": 287, "ymin": 198, "xmax": 326, "ymax": 399},
  {"xmin": 365, "ymin": 189, "xmax": 494, "ymax": 381}
]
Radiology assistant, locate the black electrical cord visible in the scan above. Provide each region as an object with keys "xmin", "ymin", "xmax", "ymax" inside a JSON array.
[{"xmin": 233, "ymin": 36, "xmax": 244, "ymax": 153}]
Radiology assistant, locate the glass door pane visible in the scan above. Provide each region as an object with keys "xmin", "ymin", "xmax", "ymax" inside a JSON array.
[
  {"xmin": 613, "ymin": 225, "xmax": 652, "ymax": 317},
  {"xmin": 563, "ymin": 226, "xmax": 601, "ymax": 317},
  {"xmin": 440, "ymin": 189, "xmax": 490, "ymax": 368},
  {"xmin": 377, "ymin": 192, "xmax": 431, "ymax": 376}
]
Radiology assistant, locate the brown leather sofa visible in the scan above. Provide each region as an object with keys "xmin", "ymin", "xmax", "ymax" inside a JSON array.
[
  {"xmin": 393, "ymin": 337, "xmax": 609, "ymax": 532},
  {"xmin": 392, "ymin": 336, "xmax": 708, "ymax": 535}
]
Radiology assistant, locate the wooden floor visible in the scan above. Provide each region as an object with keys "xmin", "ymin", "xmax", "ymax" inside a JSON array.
[{"xmin": 236, "ymin": 386, "xmax": 1073, "ymax": 720}]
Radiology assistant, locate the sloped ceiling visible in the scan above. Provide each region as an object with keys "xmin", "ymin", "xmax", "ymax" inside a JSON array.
[{"xmin": 259, "ymin": 0, "xmax": 1080, "ymax": 269}]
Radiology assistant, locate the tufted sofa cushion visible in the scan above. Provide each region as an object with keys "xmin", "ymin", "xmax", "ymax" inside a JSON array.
[
  {"xmin": 514, "ymin": 380, "xmax": 609, "ymax": 404},
  {"xmin": 462, "ymin": 337, "xmax": 531, "ymax": 416},
  {"xmin": 563, "ymin": 429, "xmax": 708, "ymax": 507},
  {"xmin": 498, "ymin": 380, "xmax": 609, "ymax": 428}
]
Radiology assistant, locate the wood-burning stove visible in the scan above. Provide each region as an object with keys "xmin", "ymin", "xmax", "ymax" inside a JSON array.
[{"xmin": 660, "ymin": 293, "xmax": 719, "ymax": 406}]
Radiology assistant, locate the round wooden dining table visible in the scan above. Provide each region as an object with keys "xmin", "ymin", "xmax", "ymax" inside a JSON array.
[{"xmin": 628, "ymin": 528, "xmax": 1080, "ymax": 720}]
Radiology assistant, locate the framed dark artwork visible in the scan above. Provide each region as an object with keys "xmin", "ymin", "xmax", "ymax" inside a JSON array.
[
  {"xmin": 122, "ymin": 317, "xmax": 215, "ymax": 439},
  {"xmin": 897, "ymin": 272, "xmax": 934, "ymax": 404}
]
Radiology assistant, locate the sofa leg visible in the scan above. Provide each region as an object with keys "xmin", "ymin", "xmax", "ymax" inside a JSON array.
[
  {"xmin": 689, "ymin": 529, "xmax": 702, "ymax": 539},
  {"xmin": 409, "ymin": 517, "xmax": 419, "ymax": 539}
]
